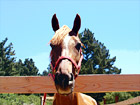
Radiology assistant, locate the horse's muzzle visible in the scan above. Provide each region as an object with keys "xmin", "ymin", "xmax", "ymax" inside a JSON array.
[{"xmin": 54, "ymin": 72, "xmax": 75, "ymax": 95}]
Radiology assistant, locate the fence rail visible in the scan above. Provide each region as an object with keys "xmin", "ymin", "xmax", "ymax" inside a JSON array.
[
  {"xmin": 0, "ymin": 74, "xmax": 140, "ymax": 93},
  {"xmin": 106, "ymin": 96, "xmax": 140, "ymax": 105}
]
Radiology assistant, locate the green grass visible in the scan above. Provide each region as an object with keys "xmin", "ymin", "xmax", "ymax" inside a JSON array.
[
  {"xmin": 46, "ymin": 100, "xmax": 53, "ymax": 105},
  {"xmin": 0, "ymin": 94, "xmax": 40, "ymax": 105}
]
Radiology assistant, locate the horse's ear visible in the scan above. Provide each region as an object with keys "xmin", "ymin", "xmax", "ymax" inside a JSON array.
[
  {"xmin": 72, "ymin": 14, "xmax": 81, "ymax": 35},
  {"xmin": 52, "ymin": 14, "xmax": 60, "ymax": 32}
]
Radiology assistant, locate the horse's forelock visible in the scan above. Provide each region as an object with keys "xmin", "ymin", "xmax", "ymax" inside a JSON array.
[{"xmin": 50, "ymin": 25, "xmax": 71, "ymax": 46}]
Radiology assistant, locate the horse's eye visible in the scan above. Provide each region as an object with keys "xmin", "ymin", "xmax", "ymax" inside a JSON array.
[{"xmin": 75, "ymin": 43, "xmax": 81, "ymax": 51}]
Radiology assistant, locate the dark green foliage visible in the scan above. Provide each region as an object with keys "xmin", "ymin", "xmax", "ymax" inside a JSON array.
[
  {"xmin": 79, "ymin": 29, "xmax": 121, "ymax": 75},
  {"xmin": 103, "ymin": 92, "xmax": 140, "ymax": 104},
  {"xmin": 129, "ymin": 92, "xmax": 140, "ymax": 97},
  {"xmin": 104, "ymin": 92, "xmax": 132, "ymax": 104},
  {"xmin": 20, "ymin": 58, "xmax": 39, "ymax": 76},
  {"xmin": 15, "ymin": 58, "xmax": 39, "ymax": 76},
  {"xmin": 0, "ymin": 38, "xmax": 17, "ymax": 76}
]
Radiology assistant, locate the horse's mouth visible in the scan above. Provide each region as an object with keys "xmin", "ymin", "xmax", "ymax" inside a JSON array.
[{"xmin": 55, "ymin": 80, "xmax": 75, "ymax": 95}]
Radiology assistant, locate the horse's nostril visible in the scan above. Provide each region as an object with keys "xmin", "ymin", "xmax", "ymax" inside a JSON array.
[
  {"xmin": 54, "ymin": 73, "xmax": 59, "ymax": 85},
  {"xmin": 70, "ymin": 73, "xmax": 74, "ymax": 81}
]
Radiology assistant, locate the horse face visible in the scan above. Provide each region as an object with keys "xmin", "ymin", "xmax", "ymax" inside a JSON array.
[{"xmin": 51, "ymin": 14, "xmax": 81, "ymax": 95}]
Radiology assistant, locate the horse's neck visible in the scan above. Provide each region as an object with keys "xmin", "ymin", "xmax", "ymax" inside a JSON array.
[
  {"xmin": 53, "ymin": 93, "xmax": 97, "ymax": 105},
  {"xmin": 53, "ymin": 93, "xmax": 78, "ymax": 105}
]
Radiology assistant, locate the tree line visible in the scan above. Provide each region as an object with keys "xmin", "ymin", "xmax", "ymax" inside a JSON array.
[{"xmin": 0, "ymin": 38, "xmax": 39, "ymax": 76}]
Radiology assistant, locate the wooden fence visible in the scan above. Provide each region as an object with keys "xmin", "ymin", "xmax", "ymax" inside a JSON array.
[
  {"xmin": 0, "ymin": 74, "xmax": 140, "ymax": 104},
  {"xmin": 0, "ymin": 74, "xmax": 140, "ymax": 93}
]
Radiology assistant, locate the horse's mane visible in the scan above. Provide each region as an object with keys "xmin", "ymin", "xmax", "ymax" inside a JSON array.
[{"xmin": 50, "ymin": 25, "xmax": 71, "ymax": 45}]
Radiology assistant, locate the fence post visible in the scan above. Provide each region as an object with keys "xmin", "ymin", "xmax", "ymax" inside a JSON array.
[
  {"xmin": 40, "ymin": 96, "xmax": 43, "ymax": 105},
  {"xmin": 115, "ymin": 96, "xmax": 119, "ymax": 103},
  {"xmin": 104, "ymin": 98, "xmax": 106, "ymax": 105}
]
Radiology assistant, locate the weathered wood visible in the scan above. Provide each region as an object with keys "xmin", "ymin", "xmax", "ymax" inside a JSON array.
[
  {"xmin": 0, "ymin": 74, "xmax": 140, "ymax": 93},
  {"xmin": 75, "ymin": 74, "xmax": 140, "ymax": 93},
  {"xmin": 106, "ymin": 96, "xmax": 140, "ymax": 105},
  {"xmin": 0, "ymin": 76, "xmax": 56, "ymax": 93}
]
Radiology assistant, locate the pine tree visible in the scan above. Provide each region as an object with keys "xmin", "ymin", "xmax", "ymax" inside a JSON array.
[
  {"xmin": 14, "ymin": 59, "xmax": 24, "ymax": 76},
  {"xmin": 0, "ymin": 38, "xmax": 18, "ymax": 76},
  {"xmin": 21, "ymin": 58, "xmax": 39, "ymax": 76},
  {"xmin": 79, "ymin": 29, "xmax": 121, "ymax": 74},
  {"xmin": 79, "ymin": 29, "xmax": 121, "ymax": 102}
]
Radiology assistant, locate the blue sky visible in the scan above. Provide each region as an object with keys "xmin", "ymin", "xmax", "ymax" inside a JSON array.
[{"xmin": 0, "ymin": 0, "xmax": 140, "ymax": 74}]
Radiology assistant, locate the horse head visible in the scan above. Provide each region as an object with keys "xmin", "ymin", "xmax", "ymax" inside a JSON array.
[{"xmin": 50, "ymin": 14, "xmax": 83, "ymax": 95}]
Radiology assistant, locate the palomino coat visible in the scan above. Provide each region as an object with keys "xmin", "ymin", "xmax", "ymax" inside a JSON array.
[{"xmin": 53, "ymin": 93, "xmax": 97, "ymax": 105}]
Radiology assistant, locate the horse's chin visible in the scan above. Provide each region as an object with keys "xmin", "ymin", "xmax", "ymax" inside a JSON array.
[{"xmin": 57, "ymin": 88, "xmax": 73, "ymax": 95}]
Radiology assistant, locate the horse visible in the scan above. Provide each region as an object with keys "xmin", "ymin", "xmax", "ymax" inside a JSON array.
[{"xmin": 49, "ymin": 14, "xmax": 97, "ymax": 105}]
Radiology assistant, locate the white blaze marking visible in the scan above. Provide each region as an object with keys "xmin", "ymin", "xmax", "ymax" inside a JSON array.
[{"xmin": 62, "ymin": 34, "xmax": 71, "ymax": 56}]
